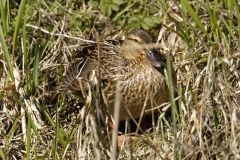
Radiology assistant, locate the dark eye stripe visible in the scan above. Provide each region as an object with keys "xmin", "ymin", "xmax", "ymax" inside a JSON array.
[{"xmin": 128, "ymin": 37, "xmax": 144, "ymax": 44}]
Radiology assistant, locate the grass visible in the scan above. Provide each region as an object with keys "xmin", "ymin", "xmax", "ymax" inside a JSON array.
[{"xmin": 0, "ymin": 0, "xmax": 240, "ymax": 159}]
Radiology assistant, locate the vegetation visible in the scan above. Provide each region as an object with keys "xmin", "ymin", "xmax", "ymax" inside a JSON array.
[{"xmin": 0, "ymin": 0, "xmax": 240, "ymax": 159}]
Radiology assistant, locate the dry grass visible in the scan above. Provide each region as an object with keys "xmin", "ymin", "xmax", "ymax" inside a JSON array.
[{"xmin": 0, "ymin": 0, "xmax": 240, "ymax": 159}]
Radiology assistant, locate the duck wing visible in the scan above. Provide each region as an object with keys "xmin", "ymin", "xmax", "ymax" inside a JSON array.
[
  {"xmin": 58, "ymin": 58, "xmax": 98, "ymax": 92},
  {"xmin": 58, "ymin": 40, "xmax": 121, "ymax": 93}
]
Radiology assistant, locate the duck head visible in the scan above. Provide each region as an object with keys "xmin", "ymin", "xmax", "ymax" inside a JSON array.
[{"xmin": 121, "ymin": 29, "xmax": 153, "ymax": 60}]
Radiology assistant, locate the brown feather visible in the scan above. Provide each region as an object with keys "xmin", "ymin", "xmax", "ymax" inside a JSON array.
[{"xmin": 58, "ymin": 29, "xmax": 177, "ymax": 121}]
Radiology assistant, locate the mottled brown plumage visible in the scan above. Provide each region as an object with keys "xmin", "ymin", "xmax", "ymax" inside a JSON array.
[{"xmin": 59, "ymin": 29, "xmax": 176, "ymax": 121}]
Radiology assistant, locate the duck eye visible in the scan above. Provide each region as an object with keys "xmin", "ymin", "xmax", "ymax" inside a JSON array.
[{"xmin": 134, "ymin": 39, "xmax": 138, "ymax": 43}]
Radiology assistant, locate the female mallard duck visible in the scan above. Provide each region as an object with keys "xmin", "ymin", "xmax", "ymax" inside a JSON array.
[{"xmin": 59, "ymin": 29, "xmax": 176, "ymax": 121}]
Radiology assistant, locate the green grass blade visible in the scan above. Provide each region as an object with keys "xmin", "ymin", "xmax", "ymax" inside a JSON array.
[
  {"xmin": 52, "ymin": 138, "xmax": 57, "ymax": 160},
  {"xmin": 23, "ymin": 3, "xmax": 30, "ymax": 95},
  {"xmin": 26, "ymin": 113, "xmax": 31, "ymax": 160},
  {"xmin": 0, "ymin": 24, "xmax": 14, "ymax": 80},
  {"xmin": 0, "ymin": 0, "xmax": 9, "ymax": 34},
  {"xmin": 0, "ymin": 148, "xmax": 5, "ymax": 160},
  {"xmin": 12, "ymin": 0, "xmax": 26, "ymax": 55},
  {"xmin": 165, "ymin": 52, "xmax": 178, "ymax": 158},
  {"xmin": 32, "ymin": 43, "xmax": 41, "ymax": 92},
  {"xmin": 181, "ymin": 0, "xmax": 211, "ymax": 41},
  {"xmin": 53, "ymin": 99, "xmax": 59, "ymax": 160}
]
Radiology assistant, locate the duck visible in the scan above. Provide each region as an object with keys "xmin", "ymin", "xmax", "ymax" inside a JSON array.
[{"xmin": 58, "ymin": 29, "xmax": 176, "ymax": 122}]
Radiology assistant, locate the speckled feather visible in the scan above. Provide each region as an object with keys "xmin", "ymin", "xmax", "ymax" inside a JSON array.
[{"xmin": 59, "ymin": 29, "xmax": 176, "ymax": 121}]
